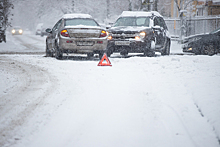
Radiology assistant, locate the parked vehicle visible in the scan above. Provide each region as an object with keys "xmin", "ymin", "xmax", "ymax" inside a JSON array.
[
  {"xmin": 106, "ymin": 11, "xmax": 171, "ymax": 57},
  {"xmin": 182, "ymin": 27, "xmax": 220, "ymax": 56},
  {"xmin": 35, "ymin": 23, "xmax": 43, "ymax": 35},
  {"xmin": 45, "ymin": 13, "xmax": 108, "ymax": 59},
  {"xmin": 11, "ymin": 26, "xmax": 23, "ymax": 35}
]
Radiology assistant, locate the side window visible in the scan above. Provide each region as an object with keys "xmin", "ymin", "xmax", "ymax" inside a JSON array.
[
  {"xmin": 159, "ymin": 17, "xmax": 168, "ymax": 30},
  {"xmin": 52, "ymin": 19, "xmax": 62, "ymax": 32},
  {"xmin": 154, "ymin": 18, "xmax": 159, "ymax": 26}
]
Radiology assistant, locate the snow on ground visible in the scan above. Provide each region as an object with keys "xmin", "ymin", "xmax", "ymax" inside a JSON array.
[{"xmin": 0, "ymin": 33, "xmax": 220, "ymax": 147}]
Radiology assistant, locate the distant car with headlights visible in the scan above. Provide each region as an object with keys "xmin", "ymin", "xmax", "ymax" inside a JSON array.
[
  {"xmin": 107, "ymin": 11, "xmax": 171, "ymax": 57},
  {"xmin": 11, "ymin": 26, "xmax": 23, "ymax": 35},
  {"xmin": 45, "ymin": 13, "xmax": 108, "ymax": 59},
  {"xmin": 182, "ymin": 27, "xmax": 220, "ymax": 56}
]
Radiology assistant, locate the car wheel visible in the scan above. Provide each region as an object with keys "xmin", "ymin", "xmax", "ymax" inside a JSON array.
[
  {"xmin": 144, "ymin": 50, "xmax": 155, "ymax": 57},
  {"xmin": 87, "ymin": 53, "xmax": 94, "ymax": 58},
  {"xmin": 120, "ymin": 50, "xmax": 128, "ymax": 56},
  {"xmin": 55, "ymin": 44, "xmax": 63, "ymax": 60},
  {"xmin": 46, "ymin": 43, "xmax": 52, "ymax": 57},
  {"xmin": 106, "ymin": 46, "xmax": 114, "ymax": 57},
  {"xmin": 161, "ymin": 40, "xmax": 170, "ymax": 55},
  {"xmin": 202, "ymin": 44, "xmax": 215, "ymax": 56},
  {"xmin": 144, "ymin": 41, "xmax": 155, "ymax": 57}
]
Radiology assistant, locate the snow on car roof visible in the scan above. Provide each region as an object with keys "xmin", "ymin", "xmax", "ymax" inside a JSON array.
[
  {"xmin": 62, "ymin": 13, "xmax": 92, "ymax": 19},
  {"xmin": 120, "ymin": 11, "xmax": 162, "ymax": 17}
]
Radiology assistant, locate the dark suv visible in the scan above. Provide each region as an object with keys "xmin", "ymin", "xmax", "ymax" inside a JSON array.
[{"xmin": 107, "ymin": 11, "xmax": 171, "ymax": 57}]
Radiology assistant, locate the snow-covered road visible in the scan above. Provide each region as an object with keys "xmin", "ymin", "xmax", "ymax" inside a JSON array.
[{"xmin": 0, "ymin": 33, "xmax": 220, "ymax": 147}]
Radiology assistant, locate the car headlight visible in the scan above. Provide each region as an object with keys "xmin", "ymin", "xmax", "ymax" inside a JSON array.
[
  {"xmin": 19, "ymin": 29, "xmax": 23, "ymax": 34},
  {"xmin": 140, "ymin": 31, "xmax": 146, "ymax": 38},
  {"xmin": 12, "ymin": 29, "xmax": 15, "ymax": 34},
  {"xmin": 107, "ymin": 36, "xmax": 112, "ymax": 40}
]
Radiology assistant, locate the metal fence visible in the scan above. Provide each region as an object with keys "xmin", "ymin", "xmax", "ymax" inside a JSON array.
[{"xmin": 164, "ymin": 16, "xmax": 220, "ymax": 38}]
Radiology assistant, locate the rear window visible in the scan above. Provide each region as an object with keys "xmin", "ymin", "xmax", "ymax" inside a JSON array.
[{"xmin": 65, "ymin": 18, "xmax": 99, "ymax": 26}]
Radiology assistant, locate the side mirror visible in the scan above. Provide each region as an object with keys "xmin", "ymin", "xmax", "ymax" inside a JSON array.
[{"xmin": 45, "ymin": 28, "xmax": 52, "ymax": 33}]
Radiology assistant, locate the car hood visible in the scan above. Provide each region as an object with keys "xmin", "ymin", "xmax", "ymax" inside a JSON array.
[
  {"xmin": 184, "ymin": 33, "xmax": 209, "ymax": 41},
  {"xmin": 109, "ymin": 26, "xmax": 150, "ymax": 33}
]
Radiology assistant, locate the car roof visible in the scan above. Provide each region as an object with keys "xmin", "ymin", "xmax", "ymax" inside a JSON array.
[
  {"xmin": 119, "ymin": 11, "xmax": 162, "ymax": 18},
  {"xmin": 62, "ymin": 13, "xmax": 92, "ymax": 19}
]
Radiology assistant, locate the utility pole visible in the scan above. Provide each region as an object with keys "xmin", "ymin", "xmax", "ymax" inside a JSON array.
[
  {"xmin": 128, "ymin": 0, "xmax": 132, "ymax": 11},
  {"xmin": 107, "ymin": 0, "xmax": 109, "ymax": 19},
  {"xmin": 72, "ymin": 0, "xmax": 74, "ymax": 13}
]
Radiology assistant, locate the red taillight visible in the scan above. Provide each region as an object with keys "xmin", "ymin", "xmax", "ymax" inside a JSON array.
[
  {"xmin": 61, "ymin": 29, "xmax": 70, "ymax": 37},
  {"xmin": 99, "ymin": 30, "xmax": 107, "ymax": 38}
]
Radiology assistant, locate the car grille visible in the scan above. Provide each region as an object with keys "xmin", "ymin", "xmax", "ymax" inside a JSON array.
[{"xmin": 111, "ymin": 31, "xmax": 137, "ymax": 40}]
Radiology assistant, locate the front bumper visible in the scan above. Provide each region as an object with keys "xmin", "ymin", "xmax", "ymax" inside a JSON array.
[
  {"xmin": 182, "ymin": 43, "xmax": 193, "ymax": 53},
  {"xmin": 107, "ymin": 39, "xmax": 151, "ymax": 53},
  {"xmin": 59, "ymin": 37, "xmax": 108, "ymax": 53}
]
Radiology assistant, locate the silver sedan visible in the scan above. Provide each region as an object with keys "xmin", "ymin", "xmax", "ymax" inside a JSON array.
[{"xmin": 45, "ymin": 13, "xmax": 108, "ymax": 59}]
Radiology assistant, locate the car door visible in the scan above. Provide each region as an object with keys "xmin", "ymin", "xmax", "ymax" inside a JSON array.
[
  {"xmin": 153, "ymin": 17, "xmax": 165, "ymax": 49},
  {"xmin": 51, "ymin": 19, "xmax": 62, "ymax": 49}
]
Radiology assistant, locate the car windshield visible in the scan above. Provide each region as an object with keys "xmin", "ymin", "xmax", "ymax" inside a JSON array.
[
  {"xmin": 65, "ymin": 18, "xmax": 98, "ymax": 26},
  {"xmin": 210, "ymin": 27, "xmax": 220, "ymax": 34},
  {"xmin": 14, "ymin": 27, "xmax": 21, "ymax": 30},
  {"xmin": 114, "ymin": 17, "xmax": 150, "ymax": 27}
]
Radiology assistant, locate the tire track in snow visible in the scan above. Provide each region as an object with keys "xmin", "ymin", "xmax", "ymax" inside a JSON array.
[
  {"xmin": 0, "ymin": 56, "xmax": 58, "ymax": 147},
  {"xmin": 12, "ymin": 34, "xmax": 45, "ymax": 53}
]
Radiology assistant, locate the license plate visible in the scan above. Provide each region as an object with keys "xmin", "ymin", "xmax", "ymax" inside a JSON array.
[
  {"xmin": 77, "ymin": 41, "xmax": 94, "ymax": 46},
  {"xmin": 115, "ymin": 41, "xmax": 130, "ymax": 46}
]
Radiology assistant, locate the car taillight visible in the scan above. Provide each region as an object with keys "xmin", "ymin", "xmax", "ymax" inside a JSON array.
[
  {"xmin": 99, "ymin": 30, "xmax": 107, "ymax": 38},
  {"xmin": 61, "ymin": 29, "xmax": 70, "ymax": 37}
]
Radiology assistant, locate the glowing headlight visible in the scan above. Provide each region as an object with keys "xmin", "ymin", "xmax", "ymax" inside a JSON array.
[
  {"xmin": 140, "ymin": 31, "xmax": 146, "ymax": 38},
  {"xmin": 135, "ymin": 36, "xmax": 140, "ymax": 40},
  {"xmin": 107, "ymin": 36, "xmax": 112, "ymax": 40},
  {"xmin": 12, "ymin": 29, "xmax": 15, "ymax": 34},
  {"xmin": 19, "ymin": 29, "xmax": 23, "ymax": 34}
]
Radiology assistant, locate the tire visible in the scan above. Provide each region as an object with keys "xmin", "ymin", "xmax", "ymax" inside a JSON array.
[
  {"xmin": 144, "ymin": 41, "xmax": 155, "ymax": 57},
  {"xmin": 201, "ymin": 44, "xmax": 215, "ymax": 56},
  {"xmin": 87, "ymin": 53, "xmax": 94, "ymax": 58},
  {"xmin": 144, "ymin": 50, "xmax": 155, "ymax": 57},
  {"xmin": 120, "ymin": 50, "xmax": 128, "ymax": 56},
  {"xmin": 45, "ymin": 43, "xmax": 53, "ymax": 57},
  {"xmin": 106, "ymin": 48, "xmax": 113, "ymax": 57},
  {"xmin": 99, "ymin": 52, "xmax": 104, "ymax": 59},
  {"xmin": 161, "ymin": 40, "xmax": 170, "ymax": 55},
  {"xmin": 55, "ymin": 44, "xmax": 63, "ymax": 59}
]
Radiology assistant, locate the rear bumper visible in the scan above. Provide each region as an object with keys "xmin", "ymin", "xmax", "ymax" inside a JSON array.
[{"xmin": 59, "ymin": 37, "xmax": 108, "ymax": 53}]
